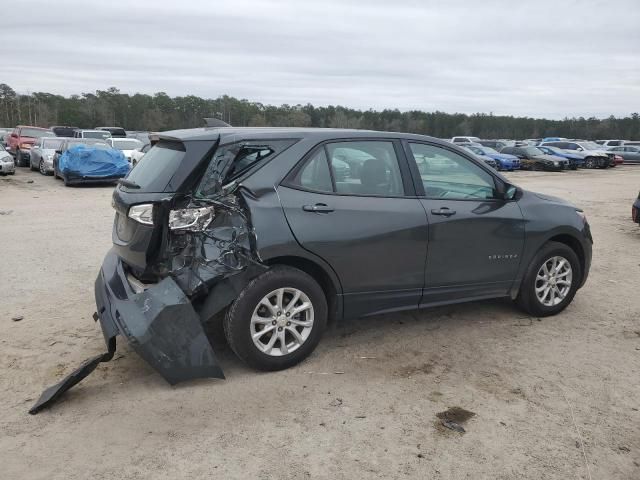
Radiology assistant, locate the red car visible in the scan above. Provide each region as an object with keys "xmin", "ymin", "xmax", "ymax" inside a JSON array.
[{"xmin": 8, "ymin": 125, "xmax": 53, "ymax": 167}]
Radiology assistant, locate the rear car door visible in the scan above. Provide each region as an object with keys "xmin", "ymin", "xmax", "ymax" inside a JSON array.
[
  {"xmin": 278, "ymin": 139, "xmax": 428, "ymax": 318},
  {"xmin": 404, "ymin": 141, "xmax": 525, "ymax": 305}
]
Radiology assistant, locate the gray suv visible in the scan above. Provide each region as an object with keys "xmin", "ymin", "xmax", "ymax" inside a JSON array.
[{"xmin": 30, "ymin": 128, "xmax": 593, "ymax": 413}]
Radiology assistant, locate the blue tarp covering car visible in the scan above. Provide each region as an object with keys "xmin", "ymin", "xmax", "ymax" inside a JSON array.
[{"xmin": 58, "ymin": 145, "xmax": 129, "ymax": 185}]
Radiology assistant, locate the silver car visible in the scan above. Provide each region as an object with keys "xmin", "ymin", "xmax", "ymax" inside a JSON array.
[
  {"xmin": 30, "ymin": 137, "xmax": 65, "ymax": 175},
  {"xmin": 0, "ymin": 149, "xmax": 15, "ymax": 175},
  {"xmin": 106, "ymin": 137, "xmax": 143, "ymax": 163}
]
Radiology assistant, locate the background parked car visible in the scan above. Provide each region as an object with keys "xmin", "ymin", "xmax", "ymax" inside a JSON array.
[
  {"xmin": 106, "ymin": 137, "xmax": 144, "ymax": 163},
  {"xmin": 463, "ymin": 145, "xmax": 520, "ymax": 171},
  {"xmin": 96, "ymin": 127, "xmax": 127, "ymax": 138},
  {"xmin": 0, "ymin": 149, "xmax": 15, "ymax": 175},
  {"xmin": 56, "ymin": 143, "xmax": 129, "ymax": 186},
  {"xmin": 596, "ymin": 139, "xmax": 626, "ymax": 147},
  {"xmin": 608, "ymin": 145, "xmax": 640, "ymax": 164},
  {"xmin": 50, "ymin": 126, "xmax": 78, "ymax": 137},
  {"xmin": 500, "ymin": 146, "xmax": 568, "ymax": 171},
  {"xmin": 53, "ymin": 138, "xmax": 110, "ymax": 178},
  {"xmin": 450, "ymin": 136, "xmax": 481, "ymax": 144},
  {"xmin": 477, "ymin": 139, "xmax": 515, "ymax": 150},
  {"xmin": 7, "ymin": 126, "xmax": 54, "ymax": 167},
  {"xmin": 537, "ymin": 145, "xmax": 584, "ymax": 170},
  {"xmin": 73, "ymin": 129, "xmax": 112, "ymax": 140},
  {"xmin": 29, "ymin": 137, "xmax": 65, "ymax": 175},
  {"xmin": 540, "ymin": 141, "xmax": 611, "ymax": 168},
  {"xmin": 130, "ymin": 143, "xmax": 151, "ymax": 166}
]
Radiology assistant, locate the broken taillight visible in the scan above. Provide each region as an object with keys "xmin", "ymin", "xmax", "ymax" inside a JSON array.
[{"xmin": 169, "ymin": 207, "xmax": 214, "ymax": 232}]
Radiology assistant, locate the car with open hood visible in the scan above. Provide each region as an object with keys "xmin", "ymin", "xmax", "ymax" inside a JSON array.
[
  {"xmin": 30, "ymin": 127, "xmax": 593, "ymax": 413},
  {"xmin": 500, "ymin": 146, "xmax": 568, "ymax": 171}
]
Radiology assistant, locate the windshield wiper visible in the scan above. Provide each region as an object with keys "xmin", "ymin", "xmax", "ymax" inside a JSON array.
[{"xmin": 118, "ymin": 179, "xmax": 140, "ymax": 189}]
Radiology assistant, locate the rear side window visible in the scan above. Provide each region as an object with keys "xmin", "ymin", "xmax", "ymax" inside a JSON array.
[
  {"xmin": 291, "ymin": 148, "xmax": 333, "ymax": 192},
  {"xmin": 197, "ymin": 139, "xmax": 297, "ymax": 197}
]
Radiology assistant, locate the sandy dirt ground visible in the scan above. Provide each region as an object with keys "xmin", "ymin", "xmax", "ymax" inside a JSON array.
[{"xmin": 1, "ymin": 166, "xmax": 639, "ymax": 479}]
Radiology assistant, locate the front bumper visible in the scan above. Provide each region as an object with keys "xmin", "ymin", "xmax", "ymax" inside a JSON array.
[
  {"xmin": 0, "ymin": 161, "xmax": 15, "ymax": 173},
  {"xmin": 63, "ymin": 172, "xmax": 127, "ymax": 185}
]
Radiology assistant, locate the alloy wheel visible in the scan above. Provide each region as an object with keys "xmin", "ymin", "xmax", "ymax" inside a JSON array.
[
  {"xmin": 39, "ymin": 160, "xmax": 45, "ymax": 175},
  {"xmin": 250, "ymin": 287, "xmax": 314, "ymax": 356},
  {"xmin": 535, "ymin": 256, "xmax": 573, "ymax": 307}
]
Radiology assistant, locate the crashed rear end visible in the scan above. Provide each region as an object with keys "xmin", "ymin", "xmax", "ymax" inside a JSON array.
[{"xmin": 30, "ymin": 132, "xmax": 291, "ymax": 414}]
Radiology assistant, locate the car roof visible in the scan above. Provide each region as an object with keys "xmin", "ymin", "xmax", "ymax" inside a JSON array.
[{"xmin": 158, "ymin": 126, "xmax": 452, "ymax": 146}]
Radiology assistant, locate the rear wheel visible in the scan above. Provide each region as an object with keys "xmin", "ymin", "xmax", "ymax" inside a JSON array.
[
  {"xmin": 224, "ymin": 266, "xmax": 327, "ymax": 371},
  {"xmin": 584, "ymin": 157, "xmax": 596, "ymax": 169},
  {"xmin": 516, "ymin": 241, "xmax": 581, "ymax": 317}
]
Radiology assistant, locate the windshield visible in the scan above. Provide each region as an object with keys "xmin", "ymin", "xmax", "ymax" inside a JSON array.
[
  {"xmin": 524, "ymin": 147, "xmax": 544, "ymax": 156},
  {"xmin": 42, "ymin": 139, "xmax": 64, "ymax": 149},
  {"xmin": 112, "ymin": 139, "xmax": 143, "ymax": 150},
  {"xmin": 83, "ymin": 131, "xmax": 111, "ymax": 139},
  {"xmin": 67, "ymin": 140, "xmax": 108, "ymax": 149},
  {"xmin": 21, "ymin": 128, "xmax": 52, "ymax": 138},
  {"xmin": 581, "ymin": 142, "xmax": 601, "ymax": 150}
]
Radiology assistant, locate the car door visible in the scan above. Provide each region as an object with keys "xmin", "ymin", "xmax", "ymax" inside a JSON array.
[
  {"xmin": 404, "ymin": 141, "xmax": 525, "ymax": 305},
  {"xmin": 278, "ymin": 139, "xmax": 428, "ymax": 318}
]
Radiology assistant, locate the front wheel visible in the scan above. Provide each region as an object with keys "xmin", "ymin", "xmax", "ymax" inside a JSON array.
[
  {"xmin": 516, "ymin": 241, "xmax": 581, "ymax": 317},
  {"xmin": 224, "ymin": 266, "xmax": 327, "ymax": 371}
]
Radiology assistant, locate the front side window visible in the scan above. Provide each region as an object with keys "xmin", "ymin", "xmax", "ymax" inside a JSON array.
[
  {"xmin": 409, "ymin": 143, "xmax": 497, "ymax": 200},
  {"xmin": 326, "ymin": 141, "xmax": 404, "ymax": 196}
]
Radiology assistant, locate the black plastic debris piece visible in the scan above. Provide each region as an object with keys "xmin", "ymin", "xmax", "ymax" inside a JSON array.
[
  {"xmin": 12, "ymin": 315, "xmax": 23, "ymax": 322},
  {"xmin": 29, "ymin": 338, "xmax": 116, "ymax": 415},
  {"xmin": 436, "ymin": 406, "xmax": 476, "ymax": 434}
]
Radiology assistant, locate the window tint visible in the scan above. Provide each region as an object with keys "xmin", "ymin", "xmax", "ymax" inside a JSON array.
[
  {"xmin": 124, "ymin": 141, "xmax": 186, "ymax": 192},
  {"xmin": 292, "ymin": 148, "xmax": 333, "ymax": 192},
  {"xmin": 409, "ymin": 143, "xmax": 497, "ymax": 200},
  {"xmin": 325, "ymin": 141, "xmax": 404, "ymax": 196}
]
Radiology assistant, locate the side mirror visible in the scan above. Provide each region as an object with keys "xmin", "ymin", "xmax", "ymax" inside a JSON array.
[
  {"xmin": 10, "ymin": 133, "xmax": 18, "ymax": 138},
  {"xmin": 501, "ymin": 183, "xmax": 518, "ymax": 200},
  {"xmin": 576, "ymin": 147, "xmax": 583, "ymax": 152}
]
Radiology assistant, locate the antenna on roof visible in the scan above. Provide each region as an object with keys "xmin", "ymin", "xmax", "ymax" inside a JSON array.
[{"xmin": 203, "ymin": 118, "xmax": 232, "ymax": 128}]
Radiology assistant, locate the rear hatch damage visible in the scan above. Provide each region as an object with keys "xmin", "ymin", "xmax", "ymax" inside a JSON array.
[{"xmin": 29, "ymin": 135, "xmax": 285, "ymax": 414}]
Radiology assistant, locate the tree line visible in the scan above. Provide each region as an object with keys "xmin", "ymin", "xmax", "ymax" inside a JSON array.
[{"xmin": 1, "ymin": 83, "xmax": 638, "ymax": 140}]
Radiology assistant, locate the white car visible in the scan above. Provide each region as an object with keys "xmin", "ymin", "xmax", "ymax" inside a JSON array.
[
  {"xmin": 129, "ymin": 143, "xmax": 151, "ymax": 166},
  {"xmin": 73, "ymin": 129, "xmax": 112, "ymax": 140},
  {"xmin": 596, "ymin": 139, "xmax": 626, "ymax": 148},
  {"xmin": 0, "ymin": 149, "xmax": 15, "ymax": 175},
  {"xmin": 450, "ymin": 136, "xmax": 481, "ymax": 144},
  {"xmin": 107, "ymin": 138, "xmax": 144, "ymax": 163}
]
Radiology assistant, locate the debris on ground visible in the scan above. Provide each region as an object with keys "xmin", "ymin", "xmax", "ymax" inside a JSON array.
[
  {"xmin": 329, "ymin": 398, "xmax": 343, "ymax": 407},
  {"xmin": 436, "ymin": 406, "xmax": 476, "ymax": 434},
  {"xmin": 12, "ymin": 315, "xmax": 24, "ymax": 322},
  {"xmin": 0, "ymin": 210, "xmax": 13, "ymax": 215}
]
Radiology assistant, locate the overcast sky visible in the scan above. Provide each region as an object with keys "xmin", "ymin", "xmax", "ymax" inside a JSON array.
[{"xmin": 2, "ymin": 0, "xmax": 639, "ymax": 119}]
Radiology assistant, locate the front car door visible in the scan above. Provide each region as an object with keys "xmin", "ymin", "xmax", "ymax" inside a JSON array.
[
  {"xmin": 404, "ymin": 141, "xmax": 525, "ymax": 305},
  {"xmin": 278, "ymin": 139, "xmax": 428, "ymax": 318}
]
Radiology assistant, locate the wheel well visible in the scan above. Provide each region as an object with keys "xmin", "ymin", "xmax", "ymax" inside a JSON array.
[
  {"xmin": 548, "ymin": 234, "xmax": 585, "ymax": 277},
  {"xmin": 264, "ymin": 256, "xmax": 339, "ymax": 323}
]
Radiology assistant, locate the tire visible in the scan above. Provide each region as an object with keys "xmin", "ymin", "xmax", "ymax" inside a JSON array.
[
  {"xmin": 584, "ymin": 157, "xmax": 595, "ymax": 169},
  {"xmin": 39, "ymin": 160, "xmax": 46, "ymax": 175},
  {"xmin": 15, "ymin": 150, "xmax": 23, "ymax": 167},
  {"xmin": 515, "ymin": 241, "xmax": 581, "ymax": 317},
  {"xmin": 224, "ymin": 266, "xmax": 328, "ymax": 371}
]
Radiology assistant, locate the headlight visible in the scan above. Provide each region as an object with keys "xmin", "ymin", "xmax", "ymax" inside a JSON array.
[
  {"xmin": 128, "ymin": 204, "xmax": 154, "ymax": 225},
  {"xmin": 169, "ymin": 207, "xmax": 214, "ymax": 232},
  {"xmin": 20, "ymin": 143, "xmax": 32, "ymax": 149},
  {"xmin": 46, "ymin": 154, "xmax": 53, "ymax": 161}
]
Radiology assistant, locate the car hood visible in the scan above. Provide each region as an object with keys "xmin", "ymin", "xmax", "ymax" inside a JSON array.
[
  {"xmin": 532, "ymin": 191, "xmax": 575, "ymax": 207},
  {"xmin": 492, "ymin": 153, "xmax": 518, "ymax": 161}
]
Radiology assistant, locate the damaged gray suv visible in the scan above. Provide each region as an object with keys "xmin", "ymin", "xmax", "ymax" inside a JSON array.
[{"xmin": 30, "ymin": 127, "xmax": 592, "ymax": 413}]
